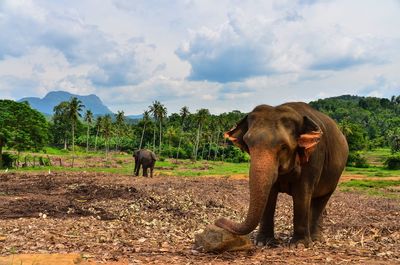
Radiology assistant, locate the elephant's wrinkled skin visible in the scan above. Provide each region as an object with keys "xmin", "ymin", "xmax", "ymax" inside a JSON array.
[
  {"xmin": 133, "ymin": 149, "xmax": 157, "ymax": 177},
  {"xmin": 215, "ymin": 102, "xmax": 348, "ymax": 247}
]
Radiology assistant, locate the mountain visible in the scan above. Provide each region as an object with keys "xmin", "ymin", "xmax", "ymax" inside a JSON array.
[
  {"xmin": 127, "ymin": 114, "xmax": 143, "ymax": 120},
  {"xmin": 18, "ymin": 91, "xmax": 114, "ymax": 115}
]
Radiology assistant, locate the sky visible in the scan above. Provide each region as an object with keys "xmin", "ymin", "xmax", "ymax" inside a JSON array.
[{"xmin": 0, "ymin": 0, "xmax": 399, "ymax": 115}]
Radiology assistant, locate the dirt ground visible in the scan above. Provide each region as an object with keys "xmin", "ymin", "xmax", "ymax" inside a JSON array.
[{"xmin": 0, "ymin": 172, "xmax": 399, "ymax": 264}]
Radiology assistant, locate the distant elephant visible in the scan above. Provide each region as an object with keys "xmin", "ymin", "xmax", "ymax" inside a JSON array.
[
  {"xmin": 133, "ymin": 149, "xmax": 157, "ymax": 177},
  {"xmin": 215, "ymin": 102, "xmax": 348, "ymax": 247}
]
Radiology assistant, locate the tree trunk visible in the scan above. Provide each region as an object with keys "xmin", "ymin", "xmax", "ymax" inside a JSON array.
[
  {"xmin": 94, "ymin": 126, "xmax": 99, "ymax": 151},
  {"xmin": 153, "ymin": 126, "xmax": 156, "ymax": 153},
  {"xmin": 72, "ymin": 121, "xmax": 75, "ymax": 153},
  {"xmin": 0, "ymin": 142, "xmax": 3, "ymax": 169},
  {"xmin": 139, "ymin": 123, "xmax": 146, "ymax": 149},
  {"xmin": 194, "ymin": 124, "xmax": 201, "ymax": 161},
  {"xmin": 214, "ymin": 131, "xmax": 219, "ymax": 161},
  {"xmin": 176, "ymin": 135, "xmax": 182, "ymax": 160},
  {"xmin": 86, "ymin": 124, "xmax": 90, "ymax": 152},
  {"xmin": 17, "ymin": 151, "xmax": 20, "ymax": 168},
  {"xmin": 159, "ymin": 120, "xmax": 162, "ymax": 156},
  {"xmin": 201, "ymin": 142, "xmax": 206, "ymax": 160},
  {"xmin": 64, "ymin": 138, "xmax": 67, "ymax": 150},
  {"xmin": 207, "ymin": 134, "xmax": 213, "ymax": 160}
]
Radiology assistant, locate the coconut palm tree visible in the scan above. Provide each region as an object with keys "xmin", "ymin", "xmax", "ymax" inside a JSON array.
[
  {"xmin": 149, "ymin": 101, "xmax": 167, "ymax": 155},
  {"xmin": 101, "ymin": 114, "xmax": 113, "ymax": 158},
  {"xmin": 176, "ymin": 106, "xmax": 190, "ymax": 160},
  {"xmin": 67, "ymin": 97, "xmax": 85, "ymax": 154},
  {"xmin": 94, "ymin": 116, "xmax": 102, "ymax": 151},
  {"xmin": 84, "ymin": 110, "xmax": 94, "ymax": 152},
  {"xmin": 139, "ymin": 111, "xmax": 150, "ymax": 150},
  {"xmin": 193, "ymin": 108, "xmax": 210, "ymax": 161},
  {"xmin": 114, "ymin": 110, "xmax": 125, "ymax": 151}
]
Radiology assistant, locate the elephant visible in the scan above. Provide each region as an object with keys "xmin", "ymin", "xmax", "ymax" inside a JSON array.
[
  {"xmin": 133, "ymin": 149, "xmax": 157, "ymax": 177},
  {"xmin": 215, "ymin": 102, "xmax": 348, "ymax": 247}
]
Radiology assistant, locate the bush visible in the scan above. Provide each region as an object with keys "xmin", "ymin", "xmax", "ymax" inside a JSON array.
[
  {"xmin": 1, "ymin": 153, "xmax": 16, "ymax": 168},
  {"xmin": 224, "ymin": 145, "xmax": 250, "ymax": 163},
  {"xmin": 38, "ymin": 156, "xmax": 51, "ymax": 166},
  {"xmin": 384, "ymin": 155, "xmax": 400, "ymax": 170},
  {"xmin": 347, "ymin": 152, "xmax": 369, "ymax": 168}
]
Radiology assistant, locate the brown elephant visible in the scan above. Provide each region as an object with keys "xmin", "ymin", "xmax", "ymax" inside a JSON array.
[
  {"xmin": 215, "ymin": 102, "xmax": 348, "ymax": 247},
  {"xmin": 133, "ymin": 149, "xmax": 157, "ymax": 177}
]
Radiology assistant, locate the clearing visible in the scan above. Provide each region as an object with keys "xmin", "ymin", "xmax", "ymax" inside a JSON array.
[{"xmin": 0, "ymin": 170, "xmax": 399, "ymax": 264}]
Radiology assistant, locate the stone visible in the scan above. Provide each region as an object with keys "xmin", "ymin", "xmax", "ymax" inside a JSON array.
[{"xmin": 194, "ymin": 224, "xmax": 253, "ymax": 253}]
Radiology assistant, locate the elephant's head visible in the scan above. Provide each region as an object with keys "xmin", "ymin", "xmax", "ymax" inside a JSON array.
[{"xmin": 215, "ymin": 104, "xmax": 322, "ymax": 235}]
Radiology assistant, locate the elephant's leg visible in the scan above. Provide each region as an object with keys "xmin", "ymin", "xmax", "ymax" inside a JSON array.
[
  {"xmin": 143, "ymin": 166, "xmax": 148, "ymax": 177},
  {"xmin": 135, "ymin": 162, "xmax": 141, "ymax": 176},
  {"xmin": 291, "ymin": 185, "xmax": 313, "ymax": 247},
  {"xmin": 255, "ymin": 184, "xmax": 279, "ymax": 247},
  {"xmin": 310, "ymin": 192, "xmax": 332, "ymax": 242},
  {"xmin": 149, "ymin": 166, "xmax": 154, "ymax": 178}
]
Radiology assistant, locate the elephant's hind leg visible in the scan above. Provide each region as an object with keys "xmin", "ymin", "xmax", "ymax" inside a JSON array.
[
  {"xmin": 255, "ymin": 185, "xmax": 279, "ymax": 247},
  {"xmin": 310, "ymin": 192, "xmax": 332, "ymax": 242},
  {"xmin": 143, "ymin": 166, "xmax": 148, "ymax": 177}
]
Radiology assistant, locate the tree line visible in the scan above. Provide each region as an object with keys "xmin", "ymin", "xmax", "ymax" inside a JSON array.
[
  {"xmin": 1, "ymin": 94, "xmax": 399, "ymax": 168},
  {"xmin": 1, "ymin": 98, "xmax": 248, "ymax": 164}
]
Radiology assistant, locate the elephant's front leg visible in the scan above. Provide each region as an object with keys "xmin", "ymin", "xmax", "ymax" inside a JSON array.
[
  {"xmin": 255, "ymin": 184, "xmax": 279, "ymax": 247},
  {"xmin": 135, "ymin": 161, "xmax": 141, "ymax": 176},
  {"xmin": 291, "ymin": 185, "xmax": 313, "ymax": 247}
]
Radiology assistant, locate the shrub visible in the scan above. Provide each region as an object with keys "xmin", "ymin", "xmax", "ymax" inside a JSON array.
[
  {"xmin": 38, "ymin": 156, "xmax": 51, "ymax": 166},
  {"xmin": 384, "ymin": 155, "xmax": 400, "ymax": 170},
  {"xmin": 1, "ymin": 153, "xmax": 16, "ymax": 168},
  {"xmin": 347, "ymin": 151, "xmax": 369, "ymax": 168}
]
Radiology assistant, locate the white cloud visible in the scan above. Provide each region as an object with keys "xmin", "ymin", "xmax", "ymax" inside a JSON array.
[{"xmin": 0, "ymin": 0, "xmax": 399, "ymax": 114}]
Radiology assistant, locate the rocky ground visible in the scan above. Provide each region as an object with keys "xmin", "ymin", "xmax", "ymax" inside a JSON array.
[{"xmin": 0, "ymin": 171, "xmax": 399, "ymax": 264}]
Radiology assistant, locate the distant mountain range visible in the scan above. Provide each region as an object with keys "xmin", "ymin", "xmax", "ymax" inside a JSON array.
[
  {"xmin": 19, "ymin": 91, "xmax": 113, "ymax": 115},
  {"xmin": 18, "ymin": 91, "xmax": 142, "ymax": 120}
]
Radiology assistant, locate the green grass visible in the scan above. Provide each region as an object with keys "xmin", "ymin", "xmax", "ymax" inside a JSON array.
[
  {"xmin": 339, "ymin": 179, "xmax": 400, "ymax": 199},
  {"xmin": 344, "ymin": 166, "xmax": 400, "ymax": 177},
  {"xmin": 340, "ymin": 179, "xmax": 400, "ymax": 189}
]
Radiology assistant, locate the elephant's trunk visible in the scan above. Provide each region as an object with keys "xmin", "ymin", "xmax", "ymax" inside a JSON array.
[{"xmin": 215, "ymin": 149, "xmax": 277, "ymax": 235}]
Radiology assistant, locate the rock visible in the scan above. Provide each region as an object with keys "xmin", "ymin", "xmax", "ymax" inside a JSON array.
[{"xmin": 194, "ymin": 224, "xmax": 253, "ymax": 252}]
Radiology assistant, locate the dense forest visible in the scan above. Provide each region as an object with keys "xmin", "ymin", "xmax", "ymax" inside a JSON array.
[{"xmin": 1, "ymin": 94, "xmax": 400, "ymax": 168}]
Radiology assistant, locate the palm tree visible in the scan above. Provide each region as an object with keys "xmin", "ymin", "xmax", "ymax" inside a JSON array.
[
  {"xmin": 114, "ymin": 110, "xmax": 125, "ymax": 151},
  {"xmin": 67, "ymin": 97, "xmax": 85, "ymax": 154},
  {"xmin": 101, "ymin": 114, "xmax": 113, "ymax": 158},
  {"xmin": 53, "ymin": 101, "xmax": 70, "ymax": 150},
  {"xmin": 139, "ymin": 111, "xmax": 150, "ymax": 150},
  {"xmin": 165, "ymin": 126, "xmax": 177, "ymax": 157},
  {"xmin": 94, "ymin": 116, "xmax": 102, "ymax": 151},
  {"xmin": 193, "ymin": 108, "xmax": 210, "ymax": 160},
  {"xmin": 149, "ymin": 101, "xmax": 167, "ymax": 155},
  {"xmin": 84, "ymin": 110, "xmax": 94, "ymax": 152},
  {"xmin": 176, "ymin": 106, "xmax": 190, "ymax": 160}
]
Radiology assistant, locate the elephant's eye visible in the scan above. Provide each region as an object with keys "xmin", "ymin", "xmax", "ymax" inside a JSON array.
[{"xmin": 281, "ymin": 144, "xmax": 289, "ymax": 151}]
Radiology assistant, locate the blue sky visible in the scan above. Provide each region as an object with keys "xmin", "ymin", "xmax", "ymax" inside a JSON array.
[{"xmin": 0, "ymin": 0, "xmax": 399, "ymax": 115}]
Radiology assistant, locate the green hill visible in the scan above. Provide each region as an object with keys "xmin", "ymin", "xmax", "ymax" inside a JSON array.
[{"xmin": 309, "ymin": 94, "xmax": 400, "ymax": 150}]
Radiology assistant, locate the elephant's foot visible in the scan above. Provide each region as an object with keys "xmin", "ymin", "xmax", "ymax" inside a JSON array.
[
  {"xmin": 311, "ymin": 232, "xmax": 325, "ymax": 243},
  {"xmin": 289, "ymin": 236, "xmax": 312, "ymax": 248},
  {"xmin": 254, "ymin": 234, "xmax": 278, "ymax": 248}
]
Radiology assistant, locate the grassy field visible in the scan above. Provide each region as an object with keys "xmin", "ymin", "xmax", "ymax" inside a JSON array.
[{"xmin": 3, "ymin": 147, "xmax": 400, "ymax": 198}]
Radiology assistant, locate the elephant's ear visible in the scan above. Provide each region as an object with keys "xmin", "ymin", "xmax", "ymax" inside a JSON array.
[
  {"xmin": 224, "ymin": 115, "xmax": 249, "ymax": 153},
  {"xmin": 297, "ymin": 116, "xmax": 323, "ymax": 164}
]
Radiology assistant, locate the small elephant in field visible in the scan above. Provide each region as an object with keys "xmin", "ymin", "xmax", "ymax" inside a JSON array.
[
  {"xmin": 215, "ymin": 102, "xmax": 348, "ymax": 247},
  {"xmin": 133, "ymin": 149, "xmax": 157, "ymax": 177}
]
